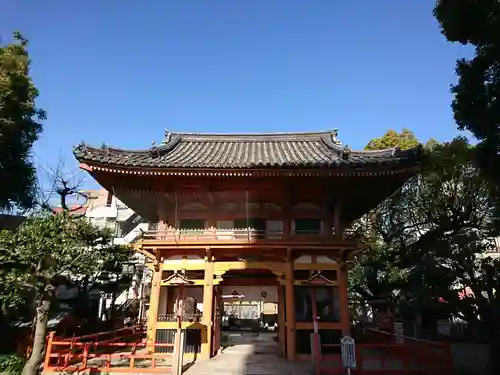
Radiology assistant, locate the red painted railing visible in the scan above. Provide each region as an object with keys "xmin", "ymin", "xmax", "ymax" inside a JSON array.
[
  {"xmin": 142, "ymin": 227, "xmax": 355, "ymax": 246},
  {"xmin": 319, "ymin": 329, "xmax": 453, "ymax": 374},
  {"xmin": 43, "ymin": 325, "xmax": 176, "ymax": 373}
]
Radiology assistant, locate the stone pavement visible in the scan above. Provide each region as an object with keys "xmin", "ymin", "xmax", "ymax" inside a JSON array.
[{"xmin": 182, "ymin": 332, "xmax": 311, "ymax": 375}]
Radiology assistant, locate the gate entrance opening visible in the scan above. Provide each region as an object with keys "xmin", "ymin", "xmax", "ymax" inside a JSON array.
[{"xmin": 219, "ymin": 269, "xmax": 279, "ymax": 334}]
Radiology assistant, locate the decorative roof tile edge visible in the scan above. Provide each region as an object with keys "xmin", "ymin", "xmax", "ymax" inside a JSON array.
[{"xmin": 80, "ymin": 163, "xmax": 420, "ymax": 177}]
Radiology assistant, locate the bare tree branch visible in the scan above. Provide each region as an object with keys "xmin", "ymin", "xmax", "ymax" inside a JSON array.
[{"xmin": 35, "ymin": 154, "xmax": 89, "ymax": 215}]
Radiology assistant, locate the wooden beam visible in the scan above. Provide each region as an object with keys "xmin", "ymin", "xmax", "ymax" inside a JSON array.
[
  {"xmin": 220, "ymin": 278, "xmax": 278, "ymax": 286},
  {"xmin": 200, "ymin": 257, "xmax": 214, "ymax": 359},
  {"xmin": 147, "ymin": 269, "xmax": 162, "ymax": 344},
  {"xmin": 338, "ymin": 265, "xmax": 350, "ymax": 335},
  {"xmin": 294, "ymin": 263, "xmax": 339, "ymax": 270},
  {"xmin": 277, "ymin": 285, "xmax": 286, "ymax": 355}
]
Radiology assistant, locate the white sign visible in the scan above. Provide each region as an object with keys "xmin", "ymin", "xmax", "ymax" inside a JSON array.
[
  {"xmin": 340, "ymin": 336, "xmax": 357, "ymax": 369},
  {"xmin": 393, "ymin": 322, "xmax": 404, "ymax": 344}
]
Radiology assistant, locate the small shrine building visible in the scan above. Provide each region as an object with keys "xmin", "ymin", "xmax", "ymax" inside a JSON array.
[{"xmin": 74, "ymin": 130, "xmax": 420, "ymax": 362}]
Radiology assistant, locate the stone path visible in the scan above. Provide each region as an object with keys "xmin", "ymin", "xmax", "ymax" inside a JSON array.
[{"xmin": 183, "ymin": 333, "xmax": 311, "ymax": 375}]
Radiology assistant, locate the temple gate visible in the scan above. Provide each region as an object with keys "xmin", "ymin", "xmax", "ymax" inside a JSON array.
[{"xmin": 74, "ymin": 129, "xmax": 420, "ymax": 361}]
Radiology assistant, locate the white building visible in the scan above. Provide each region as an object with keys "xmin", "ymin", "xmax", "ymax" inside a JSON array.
[{"xmin": 80, "ymin": 188, "xmax": 152, "ymax": 320}]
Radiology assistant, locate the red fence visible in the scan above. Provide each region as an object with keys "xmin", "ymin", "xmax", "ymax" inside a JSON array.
[
  {"xmin": 43, "ymin": 325, "xmax": 176, "ymax": 373},
  {"xmin": 319, "ymin": 329, "xmax": 453, "ymax": 374}
]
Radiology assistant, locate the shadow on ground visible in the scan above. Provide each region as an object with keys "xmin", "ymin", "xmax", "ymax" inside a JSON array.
[{"xmin": 183, "ymin": 332, "xmax": 310, "ymax": 375}]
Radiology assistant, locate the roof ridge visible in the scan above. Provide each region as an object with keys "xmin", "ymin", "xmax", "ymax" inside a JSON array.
[
  {"xmin": 171, "ymin": 130, "xmax": 331, "ymax": 136},
  {"xmin": 174, "ymin": 131, "xmax": 332, "ymax": 143}
]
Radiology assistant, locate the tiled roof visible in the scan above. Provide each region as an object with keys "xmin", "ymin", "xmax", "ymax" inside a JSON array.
[{"xmin": 73, "ymin": 131, "xmax": 421, "ymax": 169}]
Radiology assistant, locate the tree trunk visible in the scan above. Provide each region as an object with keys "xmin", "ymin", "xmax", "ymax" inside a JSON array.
[{"xmin": 21, "ymin": 299, "xmax": 50, "ymax": 375}]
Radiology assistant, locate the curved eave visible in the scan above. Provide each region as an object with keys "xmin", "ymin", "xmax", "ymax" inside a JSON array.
[
  {"xmin": 78, "ymin": 161, "xmax": 420, "ymax": 178},
  {"xmin": 73, "ymin": 131, "xmax": 422, "ymax": 174},
  {"xmin": 74, "ymin": 145, "xmax": 421, "ymax": 174}
]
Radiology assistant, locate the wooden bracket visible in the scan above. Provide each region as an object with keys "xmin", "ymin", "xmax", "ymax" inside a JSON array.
[
  {"xmin": 153, "ymin": 248, "xmax": 161, "ymax": 271},
  {"xmin": 205, "ymin": 247, "xmax": 213, "ymax": 262},
  {"xmin": 276, "ymin": 273, "xmax": 286, "ymax": 285}
]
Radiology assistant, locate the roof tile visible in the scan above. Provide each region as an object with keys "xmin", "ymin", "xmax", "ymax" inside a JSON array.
[{"xmin": 74, "ymin": 131, "xmax": 420, "ymax": 169}]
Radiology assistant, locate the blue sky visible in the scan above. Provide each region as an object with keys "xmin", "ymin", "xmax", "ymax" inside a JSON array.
[{"xmin": 1, "ymin": 0, "xmax": 471, "ymax": 189}]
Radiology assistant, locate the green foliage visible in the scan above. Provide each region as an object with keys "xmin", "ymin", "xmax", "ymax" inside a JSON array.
[
  {"xmin": 364, "ymin": 129, "xmax": 439, "ymax": 152},
  {"xmin": 348, "ymin": 199, "xmax": 409, "ymax": 310},
  {"xmin": 69, "ymin": 239, "xmax": 134, "ymax": 321},
  {"xmin": 0, "ymin": 212, "xmax": 131, "ymax": 306},
  {"xmin": 356, "ymin": 129, "xmax": 500, "ymax": 373},
  {"xmin": 0, "ymin": 354, "xmax": 25, "ymax": 375},
  {"xmin": 388, "ymin": 138, "xmax": 498, "ymax": 317},
  {"xmin": 0, "ymin": 32, "xmax": 45, "ymax": 211},
  {"xmin": 434, "ymin": 0, "xmax": 500, "ymax": 225},
  {"xmin": 353, "ymin": 135, "xmax": 500, "ymax": 319},
  {"xmin": 390, "ymin": 138, "xmax": 500, "ymax": 375},
  {"xmin": 352, "ymin": 130, "xmax": 435, "ymax": 311},
  {"xmin": 0, "ymin": 211, "xmax": 133, "ymax": 375},
  {"xmin": 364, "ymin": 129, "xmax": 420, "ymax": 150}
]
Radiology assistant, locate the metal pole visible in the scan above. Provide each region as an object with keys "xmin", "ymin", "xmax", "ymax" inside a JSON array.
[
  {"xmin": 138, "ymin": 265, "xmax": 147, "ymax": 322},
  {"xmin": 311, "ymin": 287, "xmax": 321, "ymax": 375}
]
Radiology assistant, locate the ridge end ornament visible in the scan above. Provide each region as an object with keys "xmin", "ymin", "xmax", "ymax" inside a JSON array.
[
  {"xmin": 332, "ymin": 128, "xmax": 342, "ymax": 145},
  {"xmin": 162, "ymin": 129, "xmax": 172, "ymax": 144}
]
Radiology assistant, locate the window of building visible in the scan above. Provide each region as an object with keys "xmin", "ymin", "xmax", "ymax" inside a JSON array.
[
  {"xmin": 265, "ymin": 220, "xmax": 283, "ymax": 239},
  {"xmin": 215, "ymin": 220, "xmax": 235, "ymax": 240},
  {"xmin": 293, "ymin": 219, "xmax": 322, "ymax": 235},
  {"xmin": 294, "ymin": 286, "xmax": 339, "ymax": 323},
  {"xmin": 101, "ymin": 218, "xmax": 120, "ymax": 237},
  {"xmin": 106, "ymin": 191, "xmax": 113, "ymax": 206},
  {"xmin": 234, "ymin": 218, "xmax": 266, "ymax": 238},
  {"xmin": 234, "ymin": 218, "xmax": 265, "ymax": 230},
  {"xmin": 216, "ymin": 220, "xmax": 234, "ymax": 229},
  {"xmin": 114, "ymin": 223, "xmax": 123, "ymax": 238},
  {"xmin": 234, "ymin": 219, "xmax": 246, "ymax": 229},
  {"xmin": 179, "ymin": 219, "xmax": 206, "ymax": 234}
]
